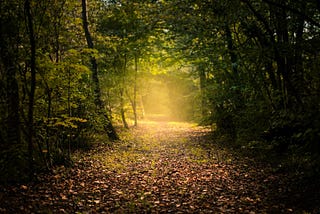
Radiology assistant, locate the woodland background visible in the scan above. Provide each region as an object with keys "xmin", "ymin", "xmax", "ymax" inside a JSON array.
[{"xmin": 1, "ymin": 0, "xmax": 319, "ymax": 183}]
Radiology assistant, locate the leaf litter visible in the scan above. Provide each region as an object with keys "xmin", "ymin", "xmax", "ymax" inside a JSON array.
[{"xmin": 0, "ymin": 120, "xmax": 318, "ymax": 213}]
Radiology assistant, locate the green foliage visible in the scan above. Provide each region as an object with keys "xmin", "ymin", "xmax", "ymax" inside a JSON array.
[
  {"xmin": 0, "ymin": 0, "xmax": 116, "ymax": 182},
  {"xmin": 1, "ymin": 0, "xmax": 319, "ymax": 182},
  {"xmin": 158, "ymin": 0, "xmax": 320, "ymax": 172}
]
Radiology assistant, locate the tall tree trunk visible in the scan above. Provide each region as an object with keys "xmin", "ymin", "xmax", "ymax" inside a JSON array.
[
  {"xmin": 0, "ymin": 1, "xmax": 24, "ymax": 182},
  {"xmin": 120, "ymin": 54, "xmax": 129, "ymax": 129},
  {"xmin": 225, "ymin": 24, "xmax": 240, "ymax": 99},
  {"xmin": 225, "ymin": 24, "xmax": 243, "ymax": 108},
  {"xmin": 25, "ymin": 0, "xmax": 36, "ymax": 180},
  {"xmin": 272, "ymin": 1, "xmax": 302, "ymax": 108},
  {"xmin": 45, "ymin": 85, "xmax": 52, "ymax": 168},
  {"xmin": 139, "ymin": 95, "xmax": 145, "ymax": 119},
  {"xmin": 133, "ymin": 54, "xmax": 138, "ymax": 127},
  {"xmin": 198, "ymin": 65, "xmax": 207, "ymax": 118},
  {"xmin": 292, "ymin": 1, "xmax": 305, "ymax": 103},
  {"xmin": 120, "ymin": 88, "xmax": 129, "ymax": 129},
  {"xmin": 225, "ymin": 25, "xmax": 239, "ymax": 79},
  {"xmin": 81, "ymin": 0, "xmax": 118, "ymax": 141},
  {"xmin": 5, "ymin": 67, "xmax": 21, "ymax": 152},
  {"xmin": 4, "ymin": 62, "xmax": 22, "ymax": 182}
]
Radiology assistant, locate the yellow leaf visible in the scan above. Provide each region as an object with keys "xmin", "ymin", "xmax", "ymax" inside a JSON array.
[{"xmin": 20, "ymin": 185, "xmax": 28, "ymax": 190}]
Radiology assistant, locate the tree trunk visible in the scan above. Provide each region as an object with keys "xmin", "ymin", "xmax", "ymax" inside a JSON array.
[
  {"xmin": 4, "ymin": 64, "xmax": 23, "ymax": 182},
  {"xmin": 81, "ymin": 0, "xmax": 118, "ymax": 141},
  {"xmin": 225, "ymin": 25, "xmax": 239, "ymax": 79},
  {"xmin": 25, "ymin": 0, "xmax": 36, "ymax": 180},
  {"xmin": 292, "ymin": 1, "xmax": 305, "ymax": 103},
  {"xmin": 120, "ymin": 88, "xmax": 129, "ymax": 129},
  {"xmin": 133, "ymin": 54, "xmax": 138, "ymax": 127},
  {"xmin": 198, "ymin": 65, "xmax": 207, "ymax": 118},
  {"xmin": 45, "ymin": 85, "xmax": 52, "ymax": 168},
  {"xmin": 225, "ymin": 24, "xmax": 243, "ymax": 110},
  {"xmin": 271, "ymin": 1, "xmax": 302, "ymax": 108},
  {"xmin": 0, "ymin": 1, "xmax": 24, "ymax": 182},
  {"xmin": 120, "ymin": 54, "xmax": 129, "ymax": 129},
  {"xmin": 139, "ymin": 95, "xmax": 145, "ymax": 119},
  {"xmin": 6, "ymin": 69, "xmax": 21, "ymax": 150}
]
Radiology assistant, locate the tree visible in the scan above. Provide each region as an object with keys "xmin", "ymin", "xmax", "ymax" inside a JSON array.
[
  {"xmin": 0, "ymin": 0, "xmax": 24, "ymax": 182},
  {"xmin": 81, "ymin": 0, "xmax": 119, "ymax": 140},
  {"xmin": 97, "ymin": 0, "xmax": 157, "ymax": 126},
  {"xmin": 25, "ymin": 0, "xmax": 36, "ymax": 180},
  {"xmin": 159, "ymin": 0, "xmax": 320, "ymax": 156}
]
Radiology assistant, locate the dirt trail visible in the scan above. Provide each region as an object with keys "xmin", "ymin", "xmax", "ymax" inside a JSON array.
[{"xmin": 1, "ymin": 120, "xmax": 296, "ymax": 213}]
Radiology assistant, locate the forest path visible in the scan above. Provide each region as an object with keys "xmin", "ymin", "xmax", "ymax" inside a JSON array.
[{"xmin": 1, "ymin": 119, "xmax": 293, "ymax": 213}]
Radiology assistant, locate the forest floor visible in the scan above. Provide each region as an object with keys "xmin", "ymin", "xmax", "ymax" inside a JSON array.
[{"xmin": 1, "ymin": 117, "xmax": 319, "ymax": 213}]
